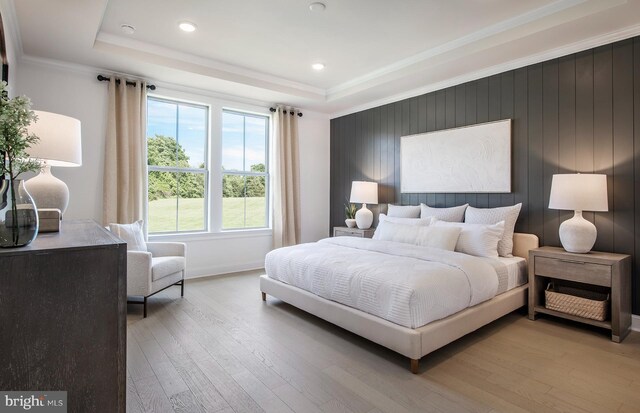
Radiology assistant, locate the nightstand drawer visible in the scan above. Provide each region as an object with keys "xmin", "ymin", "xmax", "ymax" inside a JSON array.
[
  {"xmin": 534, "ymin": 256, "xmax": 611, "ymax": 287},
  {"xmin": 333, "ymin": 227, "xmax": 375, "ymax": 238},
  {"xmin": 335, "ymin": 228, "xmax": 364, "ymax": 238}
]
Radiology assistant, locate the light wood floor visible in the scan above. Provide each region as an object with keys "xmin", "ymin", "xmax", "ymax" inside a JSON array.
[{"xmin": 126, "ymin": 271, "xmax": 640, "ymax": 413}]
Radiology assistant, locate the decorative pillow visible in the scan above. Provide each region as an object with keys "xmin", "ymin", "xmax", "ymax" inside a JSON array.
[
  {"xmin": 465, "ymin": 203, "xmax": 522, "ymax": 257},
  {"xmin": 387, "ymin": 204, "xmax": 421, "ymax": 218},
  {"xmin": 373, "ymin": 221, "xmax": 462, "ymax": 251},
  {"xmin": 109, "ymin": 220, "xmax": 147, "ymax": 252},
  {"xmin": 420, "ymin": 203, "xmax": 468, "ymax": 222},
  {"xmin": 431, "ymin": 219, "xmax": 505, "ymax": 258},
  {"xmin": 377, "ymin": 213, "xmax": 431, "ymax": 227}
]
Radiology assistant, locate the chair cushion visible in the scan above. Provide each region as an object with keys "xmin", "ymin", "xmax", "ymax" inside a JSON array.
[
  {"xmin": 152, "ymin": 256, "xmax": 185, "ymax": 281},
  {"xmin": 109, "ymin": 220, "xmax": 147, "ymax": 252}
]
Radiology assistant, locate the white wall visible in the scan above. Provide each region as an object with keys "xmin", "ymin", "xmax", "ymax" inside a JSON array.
[{"xmin": 15, "ymin": 58, "xmax": 330, "ymax": 277}]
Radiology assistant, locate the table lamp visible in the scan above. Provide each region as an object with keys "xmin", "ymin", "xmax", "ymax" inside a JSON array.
[
  {"xmin": 548, "ymin": 173, "xmax": 608, "ymax": 253},
  {"xmin": 24, "ymin": 110, "xmax": 82, "ymax": 216},
  {"xmin": 350, "ymin": 181, "xmax": 378, "ymax": 229}
]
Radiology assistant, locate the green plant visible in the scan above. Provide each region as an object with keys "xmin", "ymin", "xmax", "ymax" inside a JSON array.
[
  {"xmin": 0, "ymin": 81, "xmax": 40, "ymax": 245},
  {"xmin": 0, "ymin": 82, "xmax": 40, "ymax": 181},
  {"xmin": 344, "ymin": 199, "xmax": 356, "ymax": 219}
]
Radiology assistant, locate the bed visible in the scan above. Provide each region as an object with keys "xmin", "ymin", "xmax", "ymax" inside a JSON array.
[{"xmin": 260, "ymin": 232, "xmax": 538, "ymax": 373}]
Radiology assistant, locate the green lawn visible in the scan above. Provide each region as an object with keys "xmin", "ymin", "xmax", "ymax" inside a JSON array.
[{"xmin": 148, "ymin": 197, "xmax": 266, "ymax": 233}]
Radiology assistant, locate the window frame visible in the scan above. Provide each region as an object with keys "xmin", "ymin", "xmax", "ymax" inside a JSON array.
[
  {"xmin": 146, "ymin": 96, "xmax": 210, "ymax": 235},
  {"xmin": 145, "ymin": 89, "xmax": 273, "ymax": 240},
  {"xmin": 221, "ymin": 109, "xmax": 270, "ymax": 231}
]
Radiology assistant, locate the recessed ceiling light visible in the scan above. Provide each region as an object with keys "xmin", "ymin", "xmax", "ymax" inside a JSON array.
[
  {"xmin": 178, "ymin": 21, "xmax": 197, "ymax": 32},
  {"xmin": 312, "ymin": 63, "xmax": 325, "ymax": 71},
  {"xmin": 120, "ymin": 24, "xmax": 136, "ymax": 35},
  {"xmin": 309, "ymin": 2, "xmax": 326, "ymax": 12}
]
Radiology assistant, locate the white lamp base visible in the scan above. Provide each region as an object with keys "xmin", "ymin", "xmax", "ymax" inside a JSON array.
[
  {"xmin": 355, "ymin": 204, "xmax": 373, "ymax": 229},
  {"xmin": 24, "ymin": 164, "xmax": 70, "ymax": 215},
  {"xmin": 559, "ymin": 211, "xmax": 597, "ymax": 253}
]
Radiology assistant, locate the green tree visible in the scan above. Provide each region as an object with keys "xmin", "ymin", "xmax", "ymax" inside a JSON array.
[
  {"xmin": 246, "ymin": 163, "xmax": 265, "ymax": 197},
  {"xmin": 147, "ymin": 134, "xmax": 190, "ymax": 167},
  {"xmin": 222, "ymin": 174, "xmax": 243, "ymax": 198},
  {"xmin": 221, "ymin": 163, "xmax": 266, "ymax": 198},
  {"xmin": 147, "ymin": 134, "xmax": 204, "ymax": 201}
]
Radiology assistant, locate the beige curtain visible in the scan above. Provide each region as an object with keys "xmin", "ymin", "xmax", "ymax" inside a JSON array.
[
  {"xmin": 272, "ymin": 106, "xmax": 301, "ymax": 248},
  {"xmin": 102, "ymin": 77, "xmax": 147, "ymax": 226}
]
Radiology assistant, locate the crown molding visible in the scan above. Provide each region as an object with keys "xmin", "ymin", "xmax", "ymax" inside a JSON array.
[
  {"xmin": 95, "ymin": 32, "xmax": 326, "ymax": 99},
  {"xmin": 17, "ymin": 54, "xmax": 332, "ymax": 115},
  {"xmin": 330, "ymin": 23, "xmax": 640, "ymax": 119},
  {"xmin": 327, "ymin": 0, "xmax": 590, "ymax": 96}
]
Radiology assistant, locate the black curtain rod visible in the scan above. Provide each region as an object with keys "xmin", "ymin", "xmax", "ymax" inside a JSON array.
[
  {"xmin": 270, "ymin": 107, "xmax": 303, "ymax": 117},
  {"xmin": 97, "ymin": 74, "xmax": 156, "ymax": 90}
]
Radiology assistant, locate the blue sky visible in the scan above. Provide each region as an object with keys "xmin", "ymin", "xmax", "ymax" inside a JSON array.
[
  {"xmin": 222, "ymin": 112, "xmax": 267, "ymax": 171},
  {"xmin": 147, "ymin": 98, "xmax": 267, "ymax": 170}
]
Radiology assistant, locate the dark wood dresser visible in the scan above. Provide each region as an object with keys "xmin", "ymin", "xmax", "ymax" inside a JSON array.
[{"xmin": 0, "ymin": 220, "xmax": 127, "ymax": 412}]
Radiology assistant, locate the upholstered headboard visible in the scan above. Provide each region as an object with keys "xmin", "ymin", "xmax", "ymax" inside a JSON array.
[{"xmin": 513, "ymin": 233, "xmax": 539, "ymax": 262}]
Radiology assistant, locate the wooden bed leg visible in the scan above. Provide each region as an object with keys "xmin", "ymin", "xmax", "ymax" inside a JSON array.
[
  {"xmin": 261, "ymin": 292, "xmax": 266, "ymax": 301},
  {"xmin": 410, "ymin": 358, "xmax": 420, "ymax": 374}
]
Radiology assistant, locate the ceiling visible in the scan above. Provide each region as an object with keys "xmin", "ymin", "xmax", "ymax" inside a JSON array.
[{"xmin": 10, "ymin": 0, "xmax": 640, "ymax": 116}]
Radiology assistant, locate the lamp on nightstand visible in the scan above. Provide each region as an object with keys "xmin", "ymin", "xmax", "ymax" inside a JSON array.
[
  {"xmin": 350, "ymin": 181, "xmax": 378, "ymax": 229},
  {"xmin": 548, "ymin": 173, "xmax": 608, "ymax": 253}
]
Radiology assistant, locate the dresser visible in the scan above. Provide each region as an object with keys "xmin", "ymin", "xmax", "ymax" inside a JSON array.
[{"xmin": 0, "ymin": 220, "xmax": 127, "ymax": 412}]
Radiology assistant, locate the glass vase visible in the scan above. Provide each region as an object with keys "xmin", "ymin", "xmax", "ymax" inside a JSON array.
[{"xmin": 0, "ymin": 179, "xmax": 39, "ymax": 247}]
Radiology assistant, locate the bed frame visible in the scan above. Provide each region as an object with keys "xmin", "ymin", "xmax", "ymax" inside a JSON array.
[{"xmin": 260, "ymin": 233, "xmax": 539, "ymax": 373}]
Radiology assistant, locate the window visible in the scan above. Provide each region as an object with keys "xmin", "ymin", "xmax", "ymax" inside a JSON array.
[
  {"xmin": 221, "ymin": 110, "xmax": 269, "ymax": 229},
  {"xmin": 147, "ymin": 97, "xmax": 208, "ymax": 234}
]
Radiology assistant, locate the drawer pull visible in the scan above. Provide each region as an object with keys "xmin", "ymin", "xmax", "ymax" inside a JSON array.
[{"xmin": 558, "ymin": 259, "xmax": 584, "ymax": 264}]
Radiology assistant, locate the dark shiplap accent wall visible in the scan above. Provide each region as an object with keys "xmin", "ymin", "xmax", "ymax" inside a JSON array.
[{"xmin": 330, "ymin": 37, "xmax": 640, "ymax": 314}]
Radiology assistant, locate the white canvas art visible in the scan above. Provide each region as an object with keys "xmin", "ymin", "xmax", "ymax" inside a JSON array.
[{"xmin": 401, "ymin": 119, "xmax": 511, "ymax": 193}]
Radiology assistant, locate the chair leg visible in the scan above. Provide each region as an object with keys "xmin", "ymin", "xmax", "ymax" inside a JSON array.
[
  {"xmin": 143, "ymin": 296, "xmax": 148, "ymax": 318},
  {"xmin": 181, "ymin": 280, "xmax": 184, "ymax": 297},
  {"xmin": 261, "ymin": 292, "xmax": 266, "ymax": 301}
]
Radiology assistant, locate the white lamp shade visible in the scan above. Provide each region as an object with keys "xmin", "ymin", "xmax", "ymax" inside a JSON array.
[
  {"xmin": 26, "ymin": 110, "xmax": 82, "ymax": 167},
  {"xmin": 548, "ymin": 174, "xmax": 608, "ymax": 212},
  {"xmin": 350, "ymin": 181, "xmax": 378, "ymax": 205}
]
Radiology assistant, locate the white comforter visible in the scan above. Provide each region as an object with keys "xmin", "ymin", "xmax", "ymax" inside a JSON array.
[{"xmin": 265, "ymin": 237, "xmax": 502, "ymax": 329}]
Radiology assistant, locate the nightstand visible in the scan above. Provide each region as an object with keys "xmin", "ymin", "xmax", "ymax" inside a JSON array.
[
  {"xmin": 333, "ymin": 226, "xmax": 375, "ymax": 238},
  {"xmin": 528, "ymin": 246, "xmax": 632, "ymax": 342}
]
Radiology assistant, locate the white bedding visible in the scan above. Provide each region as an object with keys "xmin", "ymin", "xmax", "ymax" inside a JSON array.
[
  {"xmin": 265, "ymin": 237, "xmax": 512, "ymax": 329},
  {"xmin": 498, "ymin": 256, "xmax": 528, "ymax": 290}
]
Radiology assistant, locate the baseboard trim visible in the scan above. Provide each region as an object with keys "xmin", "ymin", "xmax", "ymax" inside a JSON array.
[
  {"xmin": 632, "ymin": 314, "xmax": 640, "ymax": 332},
  {"xmin": 186, "ymin": 261, "xmax": 265, "ymax": 279}
]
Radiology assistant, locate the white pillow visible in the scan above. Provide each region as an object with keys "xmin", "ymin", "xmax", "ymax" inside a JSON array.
[
  {"xmin": 420, "ymin": 203, "xmax": 468, "ymax": 222},
  {"xmin": 465, "ymin": 204, "xmax": 522, "ymax": 257},
  {"xmin": 378, "ymin": 213, "xmax": 431, "ymax": 226},
  {"xmin": 387, "ymin": 204, "xmax": 421, "ymax": 218},
  {"xmin": 373, "ymin": 221, "xmax": 462, "ymax": 251},
  {"xmin": 432, "ymin": 219, "xmax": 505, "ymax": 258},
  {"xmin": 109, "ymin": 220, "xmax": 147, "ymax": 252}
]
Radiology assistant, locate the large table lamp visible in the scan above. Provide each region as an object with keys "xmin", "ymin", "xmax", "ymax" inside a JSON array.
[
  {"xmin": 350, "ymin": 181, "xmax": 378, "ymax": 229},
  {"xmin": 24, "ymin": 110, "xmax": 82, "ymax": 215},
  {"xmin": 548, "ymin": 173, "xmax": 608, "ymax": 253}
]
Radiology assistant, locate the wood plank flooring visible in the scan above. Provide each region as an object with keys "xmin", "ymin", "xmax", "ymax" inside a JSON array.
[{"xmin": 127, "ymin": 271, "xmax": 640, "ymax": 413}]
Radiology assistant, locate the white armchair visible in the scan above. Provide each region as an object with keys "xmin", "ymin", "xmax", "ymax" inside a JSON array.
[{"xmin": 127, "ymin": 242, "xmax": 186, "ymax": 317}]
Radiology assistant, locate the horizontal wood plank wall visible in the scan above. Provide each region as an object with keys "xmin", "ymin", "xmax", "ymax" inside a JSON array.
[{"xmin": 330, "ymin": 36, "xmax": 640, "ymax": 314}]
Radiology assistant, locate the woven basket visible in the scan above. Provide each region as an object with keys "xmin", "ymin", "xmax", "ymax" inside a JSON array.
[{"xmin": 545, "ymin": 283, "xmax": 609, "ymax": 321}]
